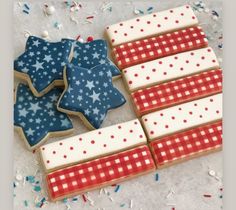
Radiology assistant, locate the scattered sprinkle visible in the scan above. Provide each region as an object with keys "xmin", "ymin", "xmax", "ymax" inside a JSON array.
[
  {"xmin": 109, "ymin": 196, "xmax": 114, "ymax": 202},
  {"xmin": 120, "ymin": 203, "xmax": 125, "ymax": 207},
  {"xmin": 100, "ymin": 2, "xmax": 112, "ymax": 12},
  {"xmin": 203, "ymin": 194, "xmax": 212, "ymax": 198},
  {"xmin": 114, "ymin": 185, "xmax": 120, "ymax": 192},
  {"xmin": 82, "ymin": 194, "xmax": 87, "ymax": 202},
  {"xmin": 155, "ymin": 173, "xmax": 159, "ymax": 181},
  {"xmin": 24, "ymin": 200, "xmax": 29, "ymax": 207},
  {"xmin": 33, "ymin": 185, "xmax": 41, "ymax": 192},
  {"xmin": 23, "ymin": 10, "xmax": 29, "ymax": 14},
  {"xmin": 129, "ymin": 199, "xmax": 133, "ymax": 208}
]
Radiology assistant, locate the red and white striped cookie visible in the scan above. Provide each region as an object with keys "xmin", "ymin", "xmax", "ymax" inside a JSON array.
[
  {"xmin": 123, "ymin": 47, "xmax": 219, "ymax": 92},
  {"xmin": 106, "ymin": 5, "xmax": 198, "ymax": 46},
  {"xmin": 113, "ymin": 26, "xmax": 208, "ymax": 69},
  {"xmin": 150, "ymin": 121, "xmax": 222, "ymax": 168},
  {"xmin": 46, "ymin": 145, "xmax": 155, "ymax": 201},
  {"xmin": 40, "ymin": 119, "xmax": 147, "ymax": 171},
  {"xmin": 132, "ymin": 69, "xmax": 222, "ymax": 116},
  {"xmin": 142, "ymin": 93, "xmax": 222, "ymax": 140}
]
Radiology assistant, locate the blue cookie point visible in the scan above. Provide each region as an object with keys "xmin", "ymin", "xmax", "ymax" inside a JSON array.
[
  {"xmin": 58, "ymin": 63, "xmax": 126, "ymax": 129},
  {"xmin": 66, "ymin": 39, "xmax": 120, "ymax": 77},
  {"xmin": 14, "ymin": 84, "xmax": 73, "ymax": 148},
  {"xmin": 14, "ymin": 36, "xmax": 72, "ymax": 95}
]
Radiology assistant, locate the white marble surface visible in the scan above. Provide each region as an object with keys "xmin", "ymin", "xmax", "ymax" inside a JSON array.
[{"xmin": 13, "ymin": 1, "xmax": 223, "ymax": 210}]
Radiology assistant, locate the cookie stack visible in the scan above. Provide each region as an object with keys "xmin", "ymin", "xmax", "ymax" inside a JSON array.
[
  {"xmin": 106, "ymin": 5, "xmax": 222, "ymax": 168},
  {"xmin": 14, "ymin": 37, "xmax": 126, "ymax": 150}
]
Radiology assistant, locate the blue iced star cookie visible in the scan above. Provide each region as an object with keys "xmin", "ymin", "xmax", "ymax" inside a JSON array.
[
  {"xmin": 66, "ymin": 39, "xmax": 120, "ymax": 78},
  {"xmin": 14, "ymin": 36, "xmax": 72, "ymax": 97},
  {"xmin": 57, "ymin": 63, "xmax": 126, "ymax": 129},
  {"xmin": 14, "ymin": 83, "xmax": 73, "ymax": 150}
]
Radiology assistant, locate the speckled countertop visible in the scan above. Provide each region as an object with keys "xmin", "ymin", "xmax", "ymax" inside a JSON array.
[{"xmin": 14, "ymin": 1, "xmax": 223, "ymax": 210}]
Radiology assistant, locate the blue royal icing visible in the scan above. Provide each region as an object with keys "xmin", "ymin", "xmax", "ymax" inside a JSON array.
[
  {"xmin": 14, "ymin": 36, "xmax": 72, "ymax": 95},
  {"xmin": 14, "ymin": 84, "xmax": 73, "ymax": 148},
  {"xmin": 65, "ymin": 39, "xmax": 120, "ymax": 77},
  {"xmin": 58, "ymin": 63, "xmax": 126, "ymax": 129}
]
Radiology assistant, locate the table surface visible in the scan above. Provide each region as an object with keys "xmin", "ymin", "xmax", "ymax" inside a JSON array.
[{"xmin": 13, "ymin": 1, "xmax": 223, "ymax": 210}]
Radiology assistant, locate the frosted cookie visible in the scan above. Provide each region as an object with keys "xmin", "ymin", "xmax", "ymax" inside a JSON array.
[
  {"xmin": 46, "ymin": 145, "xmax": 155, "ymax": 201},
  {"xmin": 142, "ymin": 93, "xmax": 222, "ymax": 140},
  {"xmin": 150, "ymin": 121, "xmax": 222, "ymax": 168},
  {"xmin": 106, "ymin": 5, "xmax": 198, "ymax": 46},
  {"xmin": 40, "ymin": 119, "xmax": 146, "ymax": 171},
  {"xmin": 69, "ymin": 39, "xmax": 120, "ymax": 78},
  {"xmin": 57, "ymin": 64, "xmax": 126, "ymax": 129},
  {"xmin": 113, "ymin": 26, "xmax": 208, "ymax": 69},
  {"xmin": 14, "ymin": 36, "xmax": 72, "ymax": 97},
  {"xmin": 123, "ymin": 47, "xmax": 219, "ymax": 92},
  {"xmin": 14, "ymin": 84, "xmax": 73, "ymax": 150},
  {"xmin": 132, "ymin": 69, "xmax": 222, "ymax": 116}
]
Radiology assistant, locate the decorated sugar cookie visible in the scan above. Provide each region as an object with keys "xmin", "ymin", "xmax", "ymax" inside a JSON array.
[
  {"xmin": 14, "ymin": 36, "xmax": 72, "ymax": 97},
  {"xmin": 106, "ymin": 5, "xmax": 198, "ymax": 46},
  {"xmin": 46, "ymin": 145, "xmax": 155, "ymax": 201},
  {"xmin": 14, "ymin": 84, "xmax": 73, "ymax": 150},
  {"xmin": 40, "ymin": 119, "xmax": 146, "ymax": 171},
  {"xmin": 69, "ymin": 39, "xmax": 120, "ymax": 78},
  {"xmin": 57, "ymin": 63, "xmax": 126, "ymax": 129}
]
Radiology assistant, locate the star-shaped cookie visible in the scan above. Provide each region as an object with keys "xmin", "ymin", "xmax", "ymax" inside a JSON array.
[
  {"xmin": 14, "ymin": 83, "xmax": 73, "ymax": 150},
  {"xmin": 67, "ymin": 39, "xmax": 120, "ymax": 78},
  {"xmin": 14, "ymin": 36, "xmax": 72, "ymax": 97},
  {"xmin": 57, "ymin": 63, "xmax": 126, "ymax": 129}
]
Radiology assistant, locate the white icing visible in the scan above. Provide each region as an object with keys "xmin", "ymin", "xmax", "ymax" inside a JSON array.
[
  {"xmin": 40, "ymin": 119, "xmax": 147, "ymax": 171},
  {"xmin": 106, "ymin": 5, "xmax": 198, "ymax": 46},
  {"xmin": 123, "ymin": 47, "xmax": 219, "ymax": 92},
  {"xmin": 142, "ymin": 94, "xmax": 222, "ymax": 140}
]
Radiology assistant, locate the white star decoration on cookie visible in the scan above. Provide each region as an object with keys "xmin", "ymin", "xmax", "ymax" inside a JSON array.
[
  {"xmin": 58, "ymin": 63, "xmax": 126, "ymax": 129},
  {"xmin": 14, "ymin": 84, "xmax": 73, "ymax": 149},
  {"xmin": 14, "ymin": 36, "xmax": 72, "ymax": 96}
]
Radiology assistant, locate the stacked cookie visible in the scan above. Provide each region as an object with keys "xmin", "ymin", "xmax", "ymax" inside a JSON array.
[
  {"xmin": 14, "ymin": 37, "xmax": 126, "ymax": 150},
  {"xmin": 106, "ymin": 5, "xmax": 222, "ymax": 168},
  {"xmin": 40, "ymin": 120, "xmax": 155, "ymax": 201}
]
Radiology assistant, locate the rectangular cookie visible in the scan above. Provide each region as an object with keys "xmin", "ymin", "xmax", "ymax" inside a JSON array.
[
  {"xmin": 113, "ymin": 26, "xmax": 208, "ymax": 70},
  {"xmin": 123, "ymin": 47, "xmax": 219, "ymax": 92},
  {"xmin": 40, "ymin": 119, "xmax": 147, "ymax": 171},
  {"xmin": 132, "ymin": 69, "xmax": 222, "ymax": 116},
  {"xmin": 149, "ymin": 121, "xmax": 222, "ymax": 168},
  {"xmin": 106, "ymin": 5, "xmax": 198, "ymax": 46},
  {"xmin": 46, "ymin": 145, "xmax": 156, "ymax": 201},
  {"xmin": 141, "ymin": 93, "xmax": 222, "ymax": 141}
]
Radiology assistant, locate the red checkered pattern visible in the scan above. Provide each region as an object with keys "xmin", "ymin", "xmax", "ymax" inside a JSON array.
[
  {"xmin": 46, "ymin": 145, "xmax": 155, "ymax": 200},
  {"xmin": 132, "ymin": 69, "xmax": 222, "ymax": 116},
  {"xmin": 150, "ymin": 121, "xmax": 222, "ymax": 167},
  {"xmin": 113, "ymin": 26, "xmax": 208, "ymax": 69}
]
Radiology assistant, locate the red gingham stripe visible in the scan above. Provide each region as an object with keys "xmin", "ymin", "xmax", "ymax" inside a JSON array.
[
  {"xmin": 113, "ymin": 26, "xmax": 208, "ymax": 69},
  {"xmin": 131, "ymin": 69, "xmax": 222, "ymax": 116},
  {"xmin": 46, "ymin": 145, "xmax": 155, "ymax": 201},
  {"xmin": 150, "ymin": 121, "xmax": 222, "ymax": 168}
]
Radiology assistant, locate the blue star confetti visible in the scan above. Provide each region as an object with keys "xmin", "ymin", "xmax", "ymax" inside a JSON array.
[
  {"xmin": 14, "ymin": 84, "xmax": 73, "ymax": 150},
  {"xmin": 67, "ymin": 39, "xmax": 120, "ymax": 77},
  {"xmin": 57, "ymin": 63, "xmax": 126, "ymax": 129},
  {"xmin": 14, "ymin": 36, "xmax": 72, "ymax": 96}
]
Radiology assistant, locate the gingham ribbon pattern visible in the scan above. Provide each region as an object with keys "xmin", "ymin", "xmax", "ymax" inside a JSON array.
[
  {"xmin": 113, "ymin": 26, "xmax": 208, "ymax": 69},
  {"xmin": 150, "ymin": 121, "xmax": 222, "ymax": 167},
  {"xmin": 46, "ymin": 145, "xmax": 155, "ymax": 200},
  {"xmin": 131, "ymin": 69, "xmax": 222, "ymax": 116}
]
